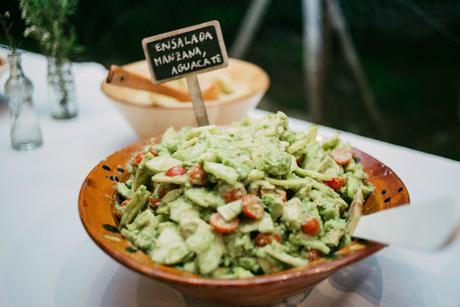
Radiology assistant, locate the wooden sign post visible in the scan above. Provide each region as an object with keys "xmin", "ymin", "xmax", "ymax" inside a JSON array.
[{"xmin": 142, "ymin": 20, "xmax": 229, "ymax": 126}]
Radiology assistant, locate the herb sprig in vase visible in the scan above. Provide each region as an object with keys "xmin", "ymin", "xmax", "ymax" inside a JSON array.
[
  {"xmin": 20, "ymin": 0, "xmax": 83, "ymax": 119},
  {"xmin": 1, "ymin": 11, "xmax": 43, "ymax": 150}
]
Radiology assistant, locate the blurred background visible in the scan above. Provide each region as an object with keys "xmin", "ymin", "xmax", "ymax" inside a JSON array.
[{"xmin": 1, "ymin": 0, "xmax": 459, "ymax": 160}]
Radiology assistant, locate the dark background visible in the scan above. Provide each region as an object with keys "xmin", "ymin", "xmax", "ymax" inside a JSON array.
[{"xmin": 2, "ymin": 0, "xmax": 459, "ymax": 160}]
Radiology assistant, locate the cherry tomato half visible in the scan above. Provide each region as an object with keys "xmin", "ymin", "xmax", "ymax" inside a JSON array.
[
  {"xmin": 301, "ymin": 218, "xmax": 321, "ymax": 236},
  {"xmin": 324, "ymin": 177, "xmax": 345, "ymax": 190},
  {"xmin": 148, "ymin": 197, "xmax": 161, "ymax": 209},
  {"xmin": 242, "ymin": 194, "xmax": 265, "ymax": 219},
  {"xmin": 222, "ymin": 187, "xmax": 246, "ymax": 203},
  {"xmin": 296, "ymin": 155, "xmax": 304, "ymax": 167},
  {"xmin": 134, "ymin": 152, "xmax": 145, "ymax": 165},
  {"xmin": 331, "ymin": 147, "xmax": 352, "ymax": 165},
  {"xmin": 209, "ymin": 213, "xmax": 239, "ymax": 234},
  {"xmin": 188, "ymin": 165, "xmax": 207, "ymax": 185},
  {"xmin": 165, "ymin": 166, "xmax": 187, "ymax": 177},
  {"xmin": 255, "ymin": 232, "xmax": 281, "ymax": 247}
]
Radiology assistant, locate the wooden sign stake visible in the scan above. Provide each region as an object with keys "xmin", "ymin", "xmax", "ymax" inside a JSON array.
[
  {"xmin": 186, "ymin": 75, "xmax": 209, "ymax": 126},
  {"xmin": 142, "ymin": 20, "xmax": 229, "ymax": 127}
]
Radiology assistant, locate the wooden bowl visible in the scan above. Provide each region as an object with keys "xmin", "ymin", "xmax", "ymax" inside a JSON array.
[
  {"xmin": 0, "ymin": 56, "xmax": 7, "ymax": 77},
  {"xmin": 78, "ymin": 140, "xmax": 409, "ymax": 306},
  {"xmin": 101, "ymin": 59, "xmax": 269, "ymax": 138}
]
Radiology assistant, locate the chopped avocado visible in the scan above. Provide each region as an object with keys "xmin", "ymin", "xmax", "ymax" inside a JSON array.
[
  {"xmin": 185, "ymin": 221, "xmax": 215, "ymax": 253},
  {"xmin": 322, "ymin": 219, "xmax": 347, "ymax": 246},
  {"xmin": 294, "ymin": 168, "xmax": 335, "ymax": 181},
  {"xmin": 232, "ymin": 267, "xmax": 254, "ymax": 278},
  {"xmin": 133, "ymin": 153, "xmax": 154, "ymax": 190},
  {"xmin": 258, "ymin": 213, "xmax": 275, "ymax": 233},
  {"xmin": 322, "ymin": 135, "xmax": 340, "ymax": 150},
  {"xmin": 161, "ymin": 189, "xmax": 182, "ymax": 205},
  {"xmin": 172, "ymin": 140, "xmax": 208, "ymax": 162},
  {"xmin": 267, "ymin": 177, "xmax": 309, "ymax": 190},
  {"xmin": 150, "ymin": 226, "xmax": 190, "ymax": 265},
  {"xmin": 145, "ymin": 156, "xmax": 182, "ymax": 173},
  {"xmin": 251, "ymin": 137, "xmax": 293, "ymax": 176},
  {"xmin": 217, "ymin": 200, "xmax": 242, "ymax": 221},
  {"xmin": 238, "ymin": 219, "xmax": 261, "ymax": 233},
  {"xmin": 211, "ymin": 267, "xmax": 234, "ymax": 279},
  {"xmin": 119, "ymin": 185, "xmax": 150, "ymax": 228},
  {"xmin": 168, "ymin": 197, "xmax": 200, "ymax": 223},
  {"xmin": 151, "ymin": 173, "xmax": 188, "ymax": 185},
  {"xmin": 116, "ymin": 182, "xmax": 132, "ymax": 199},
  {"xmin": 265, "ymin": 242, "xmax": 308, "ymax": 267},
  {"xmin": 179, "ymin": 216, "xmax": 202, "ymax": 238},
  {"xmin": 185, "ymin": 188, "xmax": 225, "ymax": 208},
  {"xmin": 245, "ymin": 169, "xmax": 266, "ymax": 182},
  {"xmin": 197, "ymin": 236, "xmax": 225, "ymax": 275},
  {"xmin": 287, "ymin": 125, "xmax": 318, "ymax": 154},
  {"xmin": 256, "ymin": 255, "xmax": 285, "ymax": 274},
  {"xmin": 203, "ymin": 162, "xmax": 239, "ymax": 185},
  {"xmin": 281, "ymin": 198, "xmax": 304, "ymax": 229},
  {"xmin": 121, "ymin": 209, "xmax": 157, "ymax": 251},
  {"xmin": 181, "ymin": 261, "xmax": 197, "ymax": 273},
  {"xmin": 289, "ymin": 232, "xmax": 331, "ymax": 254},
  {"xmin": 261, "ymin": 193, "xmax": 284, "ymax": 220},
  {"xmin": 237, "ymin": 257, "xmax": 260, "ymax": 272},
  {"xmin": 226, "ymin": 233, "xmax": 254, "ymax": 258}
]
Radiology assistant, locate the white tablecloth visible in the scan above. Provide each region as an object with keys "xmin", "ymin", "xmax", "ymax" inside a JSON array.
[{"xmin": 1, "ymin": 52, "xmax": 459, "ymax": 307}]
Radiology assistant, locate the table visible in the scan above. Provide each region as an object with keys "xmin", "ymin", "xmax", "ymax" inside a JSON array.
[{"xmin": 1, "ymin": 51, "xmax": 459, "ymax": 307}]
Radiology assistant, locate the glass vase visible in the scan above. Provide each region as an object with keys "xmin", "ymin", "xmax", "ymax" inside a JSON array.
[
  {"xmin": 47, "ymin": 57, "xmax": 78, "ymax": 119},
  {"xmin": 4, "ymin": 52, "xmax": 43, "ymax": 150}
]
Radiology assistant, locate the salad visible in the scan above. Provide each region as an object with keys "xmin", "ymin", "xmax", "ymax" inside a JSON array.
[{"xmin": 114, "ymin": 112, "xmax": 373, "ymax": 279}]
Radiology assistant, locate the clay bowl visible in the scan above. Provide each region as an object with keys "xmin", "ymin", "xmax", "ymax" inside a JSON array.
[
  {"xmin": 78, "ymin": 139, "xmax": 409, "ymax": 306},
  {"xmin": 0, "ymin": 56, "xmax": 8, "ymax": 77},
  {"xmin": 101, "ymin": 59, "xmax": 269, "ymax": 138}
]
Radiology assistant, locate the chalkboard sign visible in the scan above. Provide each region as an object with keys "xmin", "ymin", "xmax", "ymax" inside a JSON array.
[{"xmin": 142, "ymin": 20, "xmax": 229, "ymax": 84}]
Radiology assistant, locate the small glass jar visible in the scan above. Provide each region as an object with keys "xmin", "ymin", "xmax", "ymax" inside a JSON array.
[
  {"xmin": 47, "ymin": 57, "xmax": 78, "ymax": 119},
  {"xmin": 4, "ymin": 52, "xmax": 43, "ymax": 150}
]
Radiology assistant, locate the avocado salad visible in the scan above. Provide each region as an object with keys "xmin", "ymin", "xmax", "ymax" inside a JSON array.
[{"xmin": 114, "ymin": 112, "xmax": 373, "ymax": 279}]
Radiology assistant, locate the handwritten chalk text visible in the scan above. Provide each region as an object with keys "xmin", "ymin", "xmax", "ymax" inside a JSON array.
[{"xmin": 154, "ymin": 31, "xmax": 213, "ymax": 52}]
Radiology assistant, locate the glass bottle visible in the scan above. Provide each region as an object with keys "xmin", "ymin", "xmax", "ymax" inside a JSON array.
[
  {"xmin": 47, "ymin": 57, "xmax": 78, "ymax": 119},
  {"xmin": 4, "ymin": 52, "xmax": 43, "ymax": 150}
]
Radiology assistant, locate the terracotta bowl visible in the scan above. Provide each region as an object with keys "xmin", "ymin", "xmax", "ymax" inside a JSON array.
[
  {"xmin": 78, "ymin": 139, "xmax": 410, "ymax": 306},
  {"xmin": 101, "ymin": 59, "xmax": 269, "ymax": 138},
  {"xmin": 0, "ymin": 57, "xmax": 7, "ymax": 77}
]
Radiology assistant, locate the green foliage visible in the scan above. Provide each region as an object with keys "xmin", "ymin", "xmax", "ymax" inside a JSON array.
[
  {"xmin": 19, "ymin": 0, "xmax": 82, "ymax": 59},
  {"xmin": 0, "ymin": 11, "xmax": 19, "ymax": 51}
]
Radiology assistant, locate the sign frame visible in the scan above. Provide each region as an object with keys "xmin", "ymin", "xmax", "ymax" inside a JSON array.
[{"xmin": 142, "ymin": 20, "xmax": 229, "ymax": 84}]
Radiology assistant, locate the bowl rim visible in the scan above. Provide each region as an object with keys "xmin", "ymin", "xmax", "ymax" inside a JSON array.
[
  {"xmin": 78, "ymin": 139, "xmax": 410, "ymax": 288},
  {"xmin": 100, "ymin": 58, "xmax": 270, "ymax": 110}
]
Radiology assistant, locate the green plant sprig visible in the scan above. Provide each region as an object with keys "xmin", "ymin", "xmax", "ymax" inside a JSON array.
[
  {"xmin": 0, "ymin": 11, "xmax": 20, "ymax": 52},
  {"xmin": 20, "ymin": 0, "xmax": 83, "ymax": 60}
]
